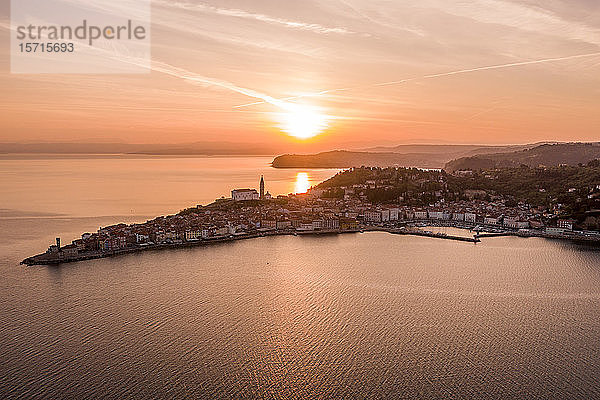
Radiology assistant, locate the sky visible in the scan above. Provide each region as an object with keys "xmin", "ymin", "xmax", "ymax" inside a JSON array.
[{"xmin": 1, "ymin": 0, "xmax": 599, "ymax": 149}]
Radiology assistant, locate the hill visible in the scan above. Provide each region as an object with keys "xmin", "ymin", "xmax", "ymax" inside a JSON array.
[
  {"xmin": 272, "ymin": 144, "xmax": 543, "ymax": 169},
  {"xmin": 364, "ymin": 143, "xmax": 540, "ymax": 155},
  {"xmin": 271, "ymin": 150, "xmax": 455, "ymax": 169},
  {"xmin": 445, "ymin": 143, "xmax": 600, "ymax": 172}
]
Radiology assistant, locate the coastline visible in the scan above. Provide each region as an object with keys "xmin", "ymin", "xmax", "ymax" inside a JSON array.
[{"xmin": 21, "ymin": 220, "xmax": 600, "ymax": 267}]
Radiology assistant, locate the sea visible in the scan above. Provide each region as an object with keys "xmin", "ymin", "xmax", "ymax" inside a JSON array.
[{"xmin": 1, "ymin": 155, "xmax": 599, "ymax": 399}]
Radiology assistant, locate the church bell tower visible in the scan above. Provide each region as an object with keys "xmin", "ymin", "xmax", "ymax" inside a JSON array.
[{"xmin": 259, "ymin": 175, "xmax": 265, "ymax": 199}]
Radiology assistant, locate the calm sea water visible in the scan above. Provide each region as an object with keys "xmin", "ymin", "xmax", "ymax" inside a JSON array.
[{"xmin": 1, "ymin": 156, "xmax": 600, "ymax": 399}]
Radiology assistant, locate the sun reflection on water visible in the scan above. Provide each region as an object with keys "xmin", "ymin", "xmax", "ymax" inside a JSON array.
[{"xmin": 294, "ymin": 172, "xmax": 311, "ymax": 194}]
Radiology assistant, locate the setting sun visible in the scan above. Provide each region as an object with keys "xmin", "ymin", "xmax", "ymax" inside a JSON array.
[{"xmin": 277, "ymin": 105, "xmax": 329, "ymax": 139}]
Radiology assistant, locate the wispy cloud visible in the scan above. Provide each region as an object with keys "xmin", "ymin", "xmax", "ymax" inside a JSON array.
[
  {"xmin": 156, "ymin": 0, "xmax": 355, "ymax": 35},
  {"xmin": 426, "ymin": 0, "xmax": 600, "ymax": 47}
]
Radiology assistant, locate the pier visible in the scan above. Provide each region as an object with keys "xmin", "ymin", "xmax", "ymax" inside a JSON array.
[{"xmin": 387, "ymin": 228, "xmax": 480, "ymax": 243}]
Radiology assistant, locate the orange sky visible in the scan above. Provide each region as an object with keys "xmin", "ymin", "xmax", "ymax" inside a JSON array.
[{"xmin": 1, "ymin": 0, "xmax": 600, "ymax": 148}]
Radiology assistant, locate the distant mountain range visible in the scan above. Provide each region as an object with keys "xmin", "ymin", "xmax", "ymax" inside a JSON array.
[
  {"xmin": 0, "ymin": 141, "xmax": 285, "ymax": 156},
  {"xmin": 445, "ymin": 143, "xmax": 600, "ymax": 171}
]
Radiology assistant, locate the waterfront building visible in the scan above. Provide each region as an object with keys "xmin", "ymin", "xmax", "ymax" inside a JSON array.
[
  {"xmin": 429, "ymin": 211, "xmax": 442, "ymax": 220},
  {"xmin": 381, "ymin": 209, "xmax": 390, "ymax": 222},
  {"xmin": 323, "ymin": 218, "xmax": 340, "ymax": 230},
  {"xmin": 340, "ymin": 218, "xmax": 359, "ymax": 230},
  {"xmin": 503, "ymin": 217, "xmax": 518, "ymax": 228},
  {"xmin": 276, "ymin": 220, "xmax": 292, "ymax": 230},
  {"xmin": 465, "ymin": 213, "xmax": 477, "ymax": 223},
  {"xmin": 414, "ymin": 211, "xmax": 427, "ymax": 219},
  {"xmin": 185, "ymin": 231, "xmax": 201, "ymax": 241},
  {"xmin": 364, "ymin": 210, "xmax": 382, "ymax": 222},
  {"xmin": 298, "ymin": 222, "xmax": 314, "ymax": 231},
  {"xmin": 61, "ymin": 245, "xmax": 79, "ymax": 258},
  {"xmin": 453, "ymin": 213, "xmax": 465, "ymax": 221},
  {"xmin": 484, "ymin": 217, "xmax": 499, "ymax": 225},
  {"xmin": 216, "ymin": 227, "xmax": 228, "ymax": 236},
  {"xmin": 136, "ymin": 233, "xmax": 150, "ymax": 243},
  {"xmin": 261, "ymin": 219, "xmax": 277, "ymax": 229},
  {"xmin": 557, "ymin": 219, "xmax": 575, "ymax": 231}
]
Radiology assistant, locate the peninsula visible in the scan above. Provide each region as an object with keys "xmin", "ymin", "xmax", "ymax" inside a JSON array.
[{"xmin": 22, "ymin": 162, "xmax": 600, "ymax": 266}]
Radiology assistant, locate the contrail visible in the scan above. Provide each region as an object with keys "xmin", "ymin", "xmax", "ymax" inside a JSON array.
[
  {"xmin": 147, "ymin": 61, "xmax": 297, "ymax": 112},
  {"xmin": 233, "ymin": 51, "xmax": 600, "ymax": 108},
  {"xmin": 96, "ymin": 49, "xmax": 307, "ymax": 113},
  {"xmin": 376, "ymin": 52, "xmax": 600, "ymax": 86}
]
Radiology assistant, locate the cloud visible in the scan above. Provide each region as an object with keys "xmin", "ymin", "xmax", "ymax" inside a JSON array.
[
  {"xmin": 426, "ymin": 0, "xmax": 600, "ymax": 47},
  {"xmin": 156, "ymin": 0, "xmax": 355, "ymax": 35}
]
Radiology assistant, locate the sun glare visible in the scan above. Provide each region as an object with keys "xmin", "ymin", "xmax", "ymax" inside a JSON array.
[
  {"xmin": 294, "ymin": 172, "xmax": 311, "ymax": 193},
  {"xmin": 278, "ymin": 105, "xmax": 328, "ymax": 139}
]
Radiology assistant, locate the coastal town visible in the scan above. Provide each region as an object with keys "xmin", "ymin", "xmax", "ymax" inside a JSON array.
[{"xmin": 22, "ymin": 166, "xmax": 600, "ymax": 266}]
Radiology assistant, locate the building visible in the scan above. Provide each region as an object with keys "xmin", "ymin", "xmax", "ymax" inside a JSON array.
[
  {"xmin": 484, "ymin": 217, "xmax": 498, "ymax": 225},
  {"xmin": 381, "ymin": 209, "xmax": 390, "ymax": 222},
  {"xmin": 61, "ymin": 245, "xmax": 79, "ymax": 258},
  {"xmin": 298, "ymin": 222, "xmax": 314, "ymax": 231},
  {"xmin": 503, "ymin": 217, "xmax": 518, "ymax": 229},
  {"xmin": 428, "ymin": 211, "xmax": 451, "ymax": 220},
  {"xmin": 428, "ymin": 211, "xmax": 443, "ymax": 220},
  {"xmin": 261, "ymin": 219, "xmax": 277, "ymax": 229},
  {"xmin": 232, "ymin": 189, "xmax": 259, "ymax": 201},
  {"xmin": 453, "ymin": 213, "xmax": 465, "ymax": 221},
  {"xmin": 364, "ymin": 210, "xmax": 382, "ymax": 222},
  {"xmin": 323, "ymin": 218, "xmax": 340, "ymax": 229},
  {"xmin": 100, "ymin": 236, "xmax": 127, "ymax": 251},
  {"xmin": 557, "ymin": 219, "xmax": 575, "ymax": 231},
  {"xmin": 185, "ymin": 230, "xmax": 201, "ymax": 241},
  {"xmin": 340, "ymin": 218, "xmax": 359, "ymax": 230},
  {"xmin": 136, "ymin": 233, "xmax": 150, "ymax": 243},
  {"xmin": 465, "ymin": 213, "xmax": 477, "ymax": 223},
  {"xmin": 276, "ymin": 220, "xmax": 292, "ymax": 230},
  {"xmin": 414, "ymin": 211, "xmax": 427, "ymax": 220}
]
